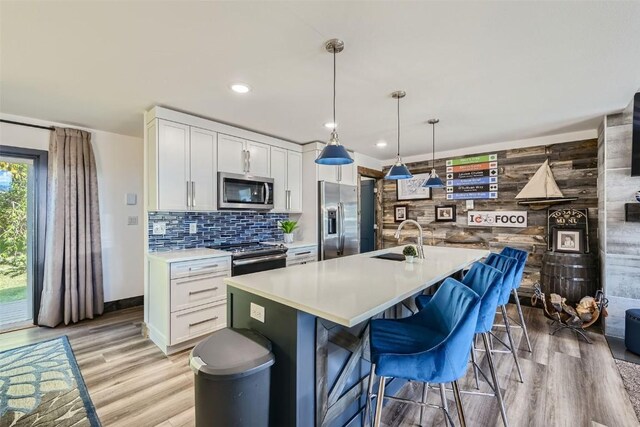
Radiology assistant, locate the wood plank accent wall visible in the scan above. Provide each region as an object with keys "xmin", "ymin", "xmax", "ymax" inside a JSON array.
[{"xmin": 381, "ymin": 138, "xmax": 599, "ymax": 296}]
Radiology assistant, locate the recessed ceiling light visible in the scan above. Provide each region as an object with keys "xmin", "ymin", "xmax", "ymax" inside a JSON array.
[
  {"xmin": 230, "ymin": 83, "xmax": 251, "ymax": 94},
  {"xmin": 324, "ymin": 122, "xmax": 337, "ymax": 129},
  {"xmin": 376, "ymin": 140, "xmax": 388, "ymax": 148}
]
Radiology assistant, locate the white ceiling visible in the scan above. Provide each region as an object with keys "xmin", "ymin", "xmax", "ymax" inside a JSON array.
[{"xmin": 1, "ymin": 1, "xmax": 639, "ymax": 159}]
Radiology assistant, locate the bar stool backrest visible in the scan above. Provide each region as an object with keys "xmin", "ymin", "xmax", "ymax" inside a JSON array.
[
  {"xmin": 485, "ymin": 253, "xmax": 518, "ymax": 306},
  {"xmin": 461, "ymin": 262, "xmax": 504, "ymax": 333},
  {"xmin": 500, "ymin": 247, "xmax": 528, "ymax": 289}
]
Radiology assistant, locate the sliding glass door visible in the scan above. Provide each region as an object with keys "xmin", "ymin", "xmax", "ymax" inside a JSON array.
[{"xmin": 0, "ymin": 156, "xmax": 34, "ymax": 328}]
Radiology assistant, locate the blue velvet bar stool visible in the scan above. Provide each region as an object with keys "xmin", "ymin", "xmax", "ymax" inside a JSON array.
[
  {"xmin": 366, "ymin": 277, "xmax": 481, "ymax": 427},
  {"xmin": 500, "ymin": 247, "xmax": 532, "ymax": 352},
  {"xmin": 484, "ymin": 253, "xmax": 524, "ymax": 383},
  {"xmin": 416, "ymin": 262, "xmax": 510, "ymax": 427}
]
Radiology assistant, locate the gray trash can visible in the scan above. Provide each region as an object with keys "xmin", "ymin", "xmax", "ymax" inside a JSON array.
[{"xmin": 189, "ymin": 328, "xmax": 275, "ymax": 427}]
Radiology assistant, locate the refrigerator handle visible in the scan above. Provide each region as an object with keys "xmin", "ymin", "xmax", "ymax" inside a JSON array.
[{"xmin": 338, "ymin": 202, "xmax": 345, "ymax": 255}]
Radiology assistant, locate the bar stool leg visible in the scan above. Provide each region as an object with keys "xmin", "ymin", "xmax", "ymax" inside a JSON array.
[
  {"xmin": 364, "ymin": 364, "xmax": 376, "ymax": 427},
  {"xmin": 452, "ymin": 380, "xmax": 467, "ymax": 427},
  {"xmin": 420, "ymin": 382, "xmax": 429, "ymax": 426},
  {"xmin": 373, "ymin": 376, "xmax": 386, "ymax": 427},
  {"xmin": 512, "ymin": 289, "xmax": 532, "ymax": 352},
  {"xmin": 501, "ymin": 305, "xmax": 524, "ymax": 383},
  {"xmin": 482, "ymin": 332, "xmax": 509, "ymax": 427},
  {"xmin": 439, "ymin": 383, "xmax": 455, "ymax": 427},
  {"xmin": 470, "ymin": 338, "xmax": 480, "ymax": 389}
]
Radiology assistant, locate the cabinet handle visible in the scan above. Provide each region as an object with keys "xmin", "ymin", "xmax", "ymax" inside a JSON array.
[
  {"xmin": 189, "ymin": 287, "xmax": 219, "ymax": 296},
  {"xmin": 191, "ymin": 181, "xmax": 196, "ymax": 207},
  {"xmin": 295, "ymin": 251, "xmax": 311, "ymax": 256},
  {"xmin": 190, "ymin": 316, "xmax": 218, "ymax": 327},
  {"xmin": 186, "ymin": 181, "xmax": 191, "ymax": 207},
  {"xmin": 188, "ymin": 264, "xmax": 219, "ymax": 270},
  {"xmin": 247, "ymin": 149, "xmax": 251, "ymax": 172}
]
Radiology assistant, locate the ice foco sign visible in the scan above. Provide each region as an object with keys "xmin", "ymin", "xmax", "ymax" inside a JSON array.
[{"xmin": 467, "ymin": 211, "xmax": 528, "ymax": 228}]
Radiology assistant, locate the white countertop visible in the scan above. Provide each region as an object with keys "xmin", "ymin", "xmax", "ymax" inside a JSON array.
[
  {"xmin": 147, "ymin": 248, "xmax": 231, "ymax": 263},
  {"xmin": 225, "ymin": 245, "xmax": 489, "ymax": 327},
  {"xmin": 261, "ymin": 241, "xmax": 317, "ymax": 250}
]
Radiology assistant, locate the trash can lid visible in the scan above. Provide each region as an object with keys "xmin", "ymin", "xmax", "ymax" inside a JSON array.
[
  {"xmin": 190, "ymin": 328, "xmax": 275, "ymax": 379},
  {"xmin": 627, "ymin": 308, "xmax": 640, "ymax": 321}
]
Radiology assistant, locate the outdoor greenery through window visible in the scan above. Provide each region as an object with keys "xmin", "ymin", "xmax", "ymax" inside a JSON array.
[{"xmin": 0, "ymin": 161, "xmax": 28, "ymax": 305}]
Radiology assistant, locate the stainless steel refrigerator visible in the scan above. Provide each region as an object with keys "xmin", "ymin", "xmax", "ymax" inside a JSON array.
[{"xmin": 319, "ymin": 181, "xmax": 359, "ymax": 260}]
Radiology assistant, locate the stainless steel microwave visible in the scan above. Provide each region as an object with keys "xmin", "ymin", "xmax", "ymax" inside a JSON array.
[{"xmin": 218, "ymin": 172, "xmax": 274, "ymax": 210}]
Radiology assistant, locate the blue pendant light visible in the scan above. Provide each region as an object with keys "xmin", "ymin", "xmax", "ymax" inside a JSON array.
[
  {"xmin": 423, "ymin": 118, "xmax": 445, "ymax": 188},
  {"xmin": 316, "ymin": 39, "xmax": 353, "ymax": 165},
  {"xmin": 385, "ymin": 91, "xmax": 413, "ymax": 180}
]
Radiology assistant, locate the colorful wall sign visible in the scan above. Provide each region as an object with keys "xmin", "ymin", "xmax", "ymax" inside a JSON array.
[
  {"xmin": 446, "ymin": 154, "xmax": 498, "ymax": 200},
  {"xmin": 467, "ymin": 210, "xmax": 528, "ymax": 228}
]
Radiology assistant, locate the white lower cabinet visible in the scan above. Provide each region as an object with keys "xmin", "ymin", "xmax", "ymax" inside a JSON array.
[
  {"xmin": 286, "ymin": 245, "xmax": 318, "ymax": 267},
  {"xmin": 147, "ymin": 254, "xmax": 231, "ymax": 355}
]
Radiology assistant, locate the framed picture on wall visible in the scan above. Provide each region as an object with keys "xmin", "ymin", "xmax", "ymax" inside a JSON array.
[
  {"xmin": 394, "ymin": 205, "xmax": 408, "ymax": 222},
  {"xmin": 396, "ymin": 173, "xmax": 432, "ymax": 201},
  {"xmin": 435, "ymin": 205, "xmax": 457, "ymax": 222},
  {"xmin": 553, "ymin": 228, "xmax": 585, "ymax": 253}
]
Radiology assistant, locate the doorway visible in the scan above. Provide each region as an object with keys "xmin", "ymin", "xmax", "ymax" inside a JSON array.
[
  {"xmin": 0, "ymin": 157, "xmax": 34, "ymax": 328},
  {"xmin": 0, "ymin": 147, "xmax": 47, "ymax": 329},
  {"xmin": 360, "ymin": 178, "xmax": 376, "ymax": 253}
]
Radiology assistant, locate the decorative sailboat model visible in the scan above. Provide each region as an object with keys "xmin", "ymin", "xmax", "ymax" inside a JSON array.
[{"xmin": 516, "ymin": 159, "xmax": 577, "ymax": 209}]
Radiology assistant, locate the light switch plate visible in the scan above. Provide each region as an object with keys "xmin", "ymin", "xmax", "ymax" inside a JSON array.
[
  {"xmin": 189, "ymin": 223, "xmax": 197, "ymax": 234},
  {"xmin": 152, "ymin": 222, "xmax": 166, "ymax": 235},
  {"xmin": 127, "ymin": 216, "xmax": 138, "ymax": 226},
  {"xmin": 466, "ymin": 200, "xmax": 475, "ymax": 210},
  {"xmin": 125, "ymin": 193, "xmax": 137, "ymax": 205},
  {"xmin": 250, "ymin": 303, "xmax": 265, "ymax": 323}
]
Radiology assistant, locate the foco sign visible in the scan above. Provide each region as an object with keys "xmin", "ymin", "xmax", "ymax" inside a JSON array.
[{"xmin": 467, "ymin": 211, "xmax": 527, "ymax": 228}]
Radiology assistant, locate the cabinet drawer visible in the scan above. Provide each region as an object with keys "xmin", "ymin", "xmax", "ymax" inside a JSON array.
[
  {"xmin": 170, "ymin": 301, "xmax": 226, "ymax": 345},
  {"xmin": 287, "ymin": 256, "xmax": 317, "ymax": 267},
  {"xmin": 171, "ymin": 257, "xmax": 230, "ymax": 279},
  {"xmin": 171, "ymin": 271, "xmax": 228, "ymax": 312}
]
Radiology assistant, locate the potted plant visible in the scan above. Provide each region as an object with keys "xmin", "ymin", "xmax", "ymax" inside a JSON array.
[
  {"xmin": 403, "ymin": 245, "xmax": 417, "ymax": 263},
  {"xmin": 279, "ymin": 220, "xmax": 298, "ymax": 243}
]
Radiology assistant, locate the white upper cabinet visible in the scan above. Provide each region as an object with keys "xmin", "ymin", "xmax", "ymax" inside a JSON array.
[
  {"xmin": 246, "ymin": 140, "xmax": 270, "ymax": 177},
  {"xmin": 270, "ymin": 148, "xmax": 302, "ymax": 213},
  {"xmin": 189, "ymin": 127, "xmax": 217, "ymax": 211},
  {"xmin": 270, "ymin": 147, "xmax": 287, "ymax": 211},
  {"xmin": 315, "ymin": 151, "xmax": 356, "ymax": 186},
  {"xmin": 156, "ymin": 120, "xmax": 190, "ymax": 211},
  {"xmin": 217, "ymin": 134, "xmax": 270, "ymax": 177},
  {"xmin": 217, "ymin": 134, "xmax": 246, "ymax": 175},
  {"xmin": 148, "ymin": 119, "xmax": 218, "ymax": 211},
  {"xmin": 286, "ymin": 151, "xmax": 302, "ymax": 212}
]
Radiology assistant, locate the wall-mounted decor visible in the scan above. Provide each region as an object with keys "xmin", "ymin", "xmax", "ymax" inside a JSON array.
[
  {"xmin": 435, "ymin": 205, "xmax": 456, "ymax": 222},
  {"xmin": 446, "ymin": 154, "xmax": 498, "ymax": 200},
  {"xmin": 467, "ymin": 210, "xmax": 528, "ymax": 228},
  {"xmin": 396, "ymin": 173, "xmax": 432, "ymax": 201},
  {"xmin": 394, "ymin": 205, "xmax": 408, "ymax": 222},
  {"xmin": 547, "ymin": 208, "xmax": 589, "ymax": 251},
  {"xmin": 552, "ymin": 228, "xmax": 585, "ymax": 253},
  {"xmin": 516, "ymin": 159, "xmax": 576, "ymax": 208}
]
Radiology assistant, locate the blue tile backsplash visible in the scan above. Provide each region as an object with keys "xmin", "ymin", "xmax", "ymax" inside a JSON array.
[{"xmin": 148, "ymin": 211, "xmax": 289, "ymax": 251}]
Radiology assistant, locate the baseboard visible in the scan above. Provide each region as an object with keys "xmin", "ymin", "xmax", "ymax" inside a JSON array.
[{"xmin": 104, "ymin": 295, "xmax": 144, "ymax": 313}]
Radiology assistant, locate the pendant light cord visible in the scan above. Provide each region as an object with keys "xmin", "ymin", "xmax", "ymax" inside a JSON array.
[
  {"xmin": 432, "ymin": 122, "xmax": 436, "ymax": 168},
  {"xmin": 333, "ymin": 50, "xmax": 336, "ymax": 127},
  {"xmin": 397, "ymin": 96, "xmax": 400, "ymax": 157}
]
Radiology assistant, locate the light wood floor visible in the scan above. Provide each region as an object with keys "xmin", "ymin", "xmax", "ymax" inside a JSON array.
[{"xmin": 0, "ymin": 305, "xmax": 638, "ymax": 427}]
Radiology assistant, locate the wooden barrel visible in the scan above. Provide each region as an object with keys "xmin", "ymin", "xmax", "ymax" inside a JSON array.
[{"xmin": 540, "ymin": 252, "xmax": 598, "ymax": 304}]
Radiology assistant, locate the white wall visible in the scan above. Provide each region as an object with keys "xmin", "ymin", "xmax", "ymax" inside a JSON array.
[{"xmin": 0, "ymin": 113, "xmax": 144, "ymax": 302}]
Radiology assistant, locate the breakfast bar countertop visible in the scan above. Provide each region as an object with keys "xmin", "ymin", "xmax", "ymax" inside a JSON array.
[{"xmin": 225, "ymin": 245, "xmax": 489, "ymax": 327}]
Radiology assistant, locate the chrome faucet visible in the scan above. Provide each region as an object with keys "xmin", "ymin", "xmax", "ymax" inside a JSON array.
[{"xmin": 394, "ymin": 220, "xmax": 425, "ymax": 259}]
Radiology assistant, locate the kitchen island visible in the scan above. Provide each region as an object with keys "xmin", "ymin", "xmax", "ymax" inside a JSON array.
[{"xmin": 225, "ymin": 245, "xmax": 489, "ymax": 427}]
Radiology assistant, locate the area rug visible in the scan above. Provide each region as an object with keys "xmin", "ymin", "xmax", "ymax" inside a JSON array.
[
  {"xmin": 0, "ymin": 336, "xmax": 100, "ymax": 426},
  {"xmin": 616, "ymin": 359, "xmax": 640, "ymax": 422}
]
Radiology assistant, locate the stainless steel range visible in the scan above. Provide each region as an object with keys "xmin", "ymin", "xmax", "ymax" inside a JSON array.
[{"xmin": 207, "ymin": 242, "xmax": 288, "ymax": 276}]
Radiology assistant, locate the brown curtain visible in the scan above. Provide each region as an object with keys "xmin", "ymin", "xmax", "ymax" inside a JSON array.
[{"xmin": 38, "ymin": 128, "xmax": 104, "ymax": 327}]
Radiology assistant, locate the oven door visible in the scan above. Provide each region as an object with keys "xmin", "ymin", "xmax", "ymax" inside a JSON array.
[
  {"xmin": 232, "ymin": 253, "xmax": 287, "ymax": 276},
  {"xmin": 218, "ymin": 172, "xmax": 274, "ymax": 210}
]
